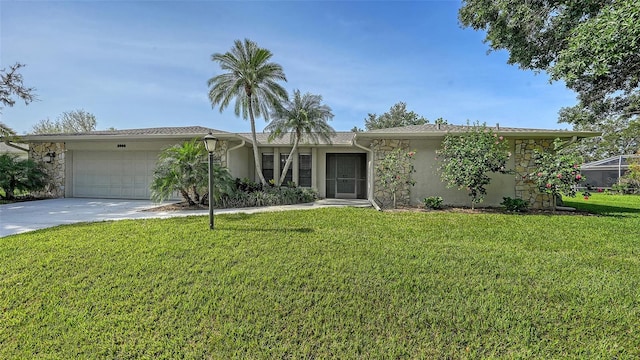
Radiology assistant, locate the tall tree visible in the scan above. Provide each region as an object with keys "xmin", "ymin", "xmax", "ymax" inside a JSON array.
[
  {"xmin": 459, "ymin": 1, "xmax": 640, "ymax": 124},
  {"xmin": 364, "ymin": 102, "xmax": 428, "ymax": 130},
  {"xmin": 208, "ymin": 39, "xmax": 288, "ymax": 186},
  {"xmin": 1, "ymin": 63, "xmax": 37, "ymax": 114},
  {"xmin": 265, "ymin": 90, "xmax": 335, "ymax": 186},
  {"xmin": 1, "ymin": 63, "xmax": 36, "ymax": 141},
  {"xmin": 31, "ymin": 109, "xmax": 97, "ymax": 134}
]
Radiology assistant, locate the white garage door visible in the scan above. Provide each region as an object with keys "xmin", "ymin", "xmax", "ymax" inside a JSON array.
[{"xmin": 73, "ymin": 151, "xmax": 158, "ymax": 199}]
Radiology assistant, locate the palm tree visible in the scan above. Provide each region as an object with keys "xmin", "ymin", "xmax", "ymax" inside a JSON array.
[
  {"xmin": 208, "ymin": 39, "xmax": 288, "ymax": 186},
  {"xmin": 265, "ymin": 90, "xmax": 335, "ymax": 186},
  {"xmin": 150, "ymin": 139, "xmax": 234, "ymax": 205}
]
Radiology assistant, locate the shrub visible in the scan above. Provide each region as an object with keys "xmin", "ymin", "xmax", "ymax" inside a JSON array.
[
  {"xmin": 0, "ymin": 154, "xmax": 49, "ymax": 200},
  {"xmin": 437, "ymin": 122, "xmax": 512, "ymax": 209},
  {"xmin": 501, "ymin": 197, "xmax": 529, "ymax": 212},
  {"xmin": 375, "ymin": 148, "xmax": 417, "ymax": 209},
  {"xmin": 619, "ymin": 153, "xmax": 640, "ymax": 194},
  {"xmin": 423, "ymin": 196, "xmax": 444, "ymax": 210},
  {"xmin": 528, "ymin": 139, "xmax": 590, "ymax": 209},
  {"xmin": 218, "ymin": 185, "xmax": 317, "ymax": 208}
]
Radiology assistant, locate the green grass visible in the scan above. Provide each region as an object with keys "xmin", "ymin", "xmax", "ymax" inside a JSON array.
[{"xmin": 1, "ymin": 195, "xmax": 639, "ymax": 358}]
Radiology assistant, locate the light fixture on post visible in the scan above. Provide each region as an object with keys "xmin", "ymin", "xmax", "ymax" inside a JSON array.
[
  {"xmin": 43, "ymin": 152, "xmax": 56, "ymax": 164},
  {"xmin": 203, "ymin": 132, "xmax": 218, "ymax": 230}
]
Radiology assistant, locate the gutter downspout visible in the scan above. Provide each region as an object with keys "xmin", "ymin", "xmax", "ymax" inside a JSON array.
[
  {"xmin": 352, "ymin": 134, "xmax": 381, "ymax": 211},
  {"xmin": 226, "ymin": 140, "xmax": 246, "ymax": 174}
]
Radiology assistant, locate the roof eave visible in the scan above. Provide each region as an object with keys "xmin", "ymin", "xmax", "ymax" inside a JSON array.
[
  {"xmin": 22, "ymin": 132, "xmax": 250, "ymax": 143},
  {"xmin": 355, "ymin": 130, "xmax": 601, "ymax": 139}
]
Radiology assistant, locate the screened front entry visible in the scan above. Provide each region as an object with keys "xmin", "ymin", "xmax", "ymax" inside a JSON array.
[{"xmin": 326, "ymin": 153, "xmax": 367, "ymax": 199}]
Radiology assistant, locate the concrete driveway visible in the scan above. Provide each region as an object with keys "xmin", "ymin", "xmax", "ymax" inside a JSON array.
[
  {"xmin": 0, "ymin": 198, "xmax": 372, "ymax": 237},
  {"xmin": 0, "ymin": 198, "xmax": 183, "ymax": 237}
]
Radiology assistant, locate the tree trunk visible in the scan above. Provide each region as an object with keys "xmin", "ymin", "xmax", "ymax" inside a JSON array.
[
  {"xmin": 181, "ymin": 189, "xmax": 194, "ymax": 205},
  {"xmin": 248, "ymin": 98, "xmax": 268, "ymax": 186},
  {"xmin": 278, "ymin": 137, "xmax": 299, "ymax": 186}
]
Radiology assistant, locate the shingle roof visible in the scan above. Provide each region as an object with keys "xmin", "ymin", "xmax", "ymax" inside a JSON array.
[
  {"xmin": 23, "ymin": 123, "xmax": 599, "ymax": 143},
  {"xmin": 30, "ymin": 126, "xmax": 230, "ymax": 137},
  {"xmin": 359, "ymin": 123, "xmax": 600, "ymax": 138},
  {"xmin": 366, "ymin": 123, "xmax": 567, "ymax": 134}
]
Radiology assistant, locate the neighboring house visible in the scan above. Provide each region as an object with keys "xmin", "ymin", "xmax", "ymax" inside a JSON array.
[
  {"xmin": 581, "ymin": 155, "xmax": 640, "ymax": 188},
  {"xmin": 22, "ymin": 124, "xmax": 598, "ymax": 209},
  {"xmin": 0, "ymin": 141, "xmax": 29, "ymax": 159}
]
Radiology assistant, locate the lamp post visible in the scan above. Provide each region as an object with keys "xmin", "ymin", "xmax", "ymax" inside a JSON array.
[{"xmin": 203, "ymin": 133, "xmax": 218, "ymax": 230}]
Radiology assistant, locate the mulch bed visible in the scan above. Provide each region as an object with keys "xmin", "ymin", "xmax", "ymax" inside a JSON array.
[{"xmin": 147, "ymin": 201, "xmax": 595, "ymax": 216}]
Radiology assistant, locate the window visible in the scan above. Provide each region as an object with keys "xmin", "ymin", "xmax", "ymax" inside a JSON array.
[
  {"xmin": 262, "ymin": 153, "xmax": 274, "ymax": 182},
  {"xmin": 280, "ymin": 154, "xmax": 293, "ymax": 185},
  {"xmin": 299, "ymin": 154, "xmax": 312, "ymax": 187}
]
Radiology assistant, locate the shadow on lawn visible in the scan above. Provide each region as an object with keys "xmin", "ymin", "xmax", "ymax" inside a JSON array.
[
  {"xmin": 562, "ymin": 202, "xmax": 640, "ymax": 217},
  {"xmin": 221, "ymin": 213, "xmax": 255, "ymax": 221},
  {"xmin": 218, "ymin": 226, "xmax": 314, "ymax": 233}
]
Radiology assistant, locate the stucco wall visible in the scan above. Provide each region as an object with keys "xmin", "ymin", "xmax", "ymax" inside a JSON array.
[
  {"xmin": 406, "ymin": 139, "xmax": 516, "ymax": 208},
  {"xmin": 227, "ymin": 144, "xmax": 250, "ymax": 180}
]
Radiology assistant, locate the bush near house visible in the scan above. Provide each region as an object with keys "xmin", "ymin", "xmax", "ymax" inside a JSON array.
[
  {"xmin": 437, "ymin": 122, "xmax": 512, "ymax": 209},
  {"xmin": 219, "ymin": 178, "xmax": 317, "ymax": 208},
  {"xmin": 150, "ymin": 141, "xmax": 317, "ymax": 208},
  {"xmin": 0, "ymin": 153, "xmax": 49, "ymax": 200},
  {"xmin": 422, "ymin": 196, "xmax": 443, "ymax": 209},
  {"xmin": 618, "ymin": 153, "xmax": 640, "ymax": 194},
  {"xmin": 528, "ymin": 139, "xmax": 590, "ymax": 209}
]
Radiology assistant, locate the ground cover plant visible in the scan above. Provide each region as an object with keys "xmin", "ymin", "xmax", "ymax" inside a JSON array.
[{"xmin": 1, "ymin": 196, "xmax": 639, "ymax": 358}]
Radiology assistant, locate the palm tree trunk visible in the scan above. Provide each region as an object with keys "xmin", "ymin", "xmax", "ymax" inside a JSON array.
[
  {"xmin": 248, "ymin": 98, "xmax": 268, "ymax": 186},
  {"xmin": 278, "ymin": 137, "xmax": 299, "ymax": 186}
]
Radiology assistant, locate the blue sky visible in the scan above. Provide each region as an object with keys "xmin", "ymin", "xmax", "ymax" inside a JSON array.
[{"xmin": 1, "ymin": 1, "xmax": 578, "ymax": 135}]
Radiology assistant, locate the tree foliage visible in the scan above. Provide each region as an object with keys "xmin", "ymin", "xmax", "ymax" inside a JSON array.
[
  {"xmin": 265, "ymin": 90, "xmax": 335, "ymax": 186},
  {"xmin": 1, "ymin": 63, "xmax": 36, "ymax": 114},
  {"xmin": 31, "ymin": 109, "xmax": 98, "ymax": 134},
  {"xmin": 150, "ymin": 139, "xmax": 234, "ymax": 205},
  {"xmin": 560, "ymin": 104, "xmax": 640, "ymax": 161},
  {"xmin": 528, "ymin": 139, "xmax": 590, "ymax": 210},
  {"xmin": 1, "ymin": 122, "xmax": 16, "ymax": 137},
  {"xmin": 208, "ymin": 38, "xmax": 288, "ymax": 186},
  {"xmin": 0, "ymin": 154, "xmax": 48, "ymax": 200},
  {"xmin": 364, "ymin": 102, "xmax": 428, "ymax": 130},
  {"xmin": 459, "ymin": 0, "xmax": 640, "ymax": 124},
  {"xmin": 375, "ymin": 148, "xmax": 416, "ymax": 209},
  {"xmin": 437, "ymin": 122, "xmax": 511, "ymax": 208}
]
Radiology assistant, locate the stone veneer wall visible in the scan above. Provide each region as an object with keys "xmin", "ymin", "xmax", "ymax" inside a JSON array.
[
  {"xmin": 514, "ymin": 139, "xmax": 554, "ymax": 209},
  {"xmin": 371, "ymin": 139, "xmax": 413, "ymax": 208},
  {"xmin": 29, "ymin": 142, "xmax": 66, "ymax": 198}
]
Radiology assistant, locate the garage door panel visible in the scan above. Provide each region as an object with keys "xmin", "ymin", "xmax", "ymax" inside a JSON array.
[{"xmin": 73, "ymin": 151, "xmax": 159, "ymax": 199}]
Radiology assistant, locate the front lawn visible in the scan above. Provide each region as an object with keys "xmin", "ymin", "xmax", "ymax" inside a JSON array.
[{"xmin": 1, "ymin": 195, "xmax": 639, "ymax": 358}]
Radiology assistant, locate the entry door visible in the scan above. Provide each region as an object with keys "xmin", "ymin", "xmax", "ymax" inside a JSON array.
[
  {"xmin": 336, "ymin": 156, "xmax": 358, "ymax": 198},
  {"xmin": 326, "ymin": 153, "xmax": 366, "ymax": 199}
]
